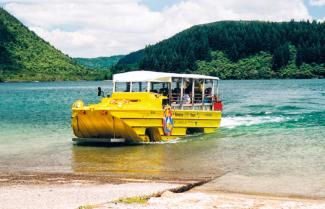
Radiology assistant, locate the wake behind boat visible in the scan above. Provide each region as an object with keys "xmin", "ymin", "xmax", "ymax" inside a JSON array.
[{"xmin": 71, "ymin": 71, "xmax": 223, "ymax": 144}]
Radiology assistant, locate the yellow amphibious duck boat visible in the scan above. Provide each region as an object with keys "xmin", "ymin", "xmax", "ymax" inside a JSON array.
[{"xmin": 72, "ymin": 71, "xmax": 222, "ymax": 144}]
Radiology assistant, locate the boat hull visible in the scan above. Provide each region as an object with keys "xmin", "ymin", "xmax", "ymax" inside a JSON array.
[{"xmin": 72, "ymin": 109, "xmax": 221, "ymax": 144}]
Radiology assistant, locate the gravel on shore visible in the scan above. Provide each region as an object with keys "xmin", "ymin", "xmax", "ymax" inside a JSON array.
[
  {"xmin": 2, "ymin": 172, "xmax": 325, "ymax": 209},
  {"xmin": 0, "ymin": 182, "xmax": 184, "ymax": 209},
  {"xmin": 101, "ymin": 191, "xmax": 325, "ymax": 209}
]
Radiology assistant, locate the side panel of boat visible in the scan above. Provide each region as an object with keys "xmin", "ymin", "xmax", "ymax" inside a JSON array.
[{"xmin": 72, "ymin": 109, "xmax": 221, "ymax": 143}]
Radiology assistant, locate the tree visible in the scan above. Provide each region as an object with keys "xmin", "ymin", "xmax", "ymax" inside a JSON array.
[{"xmin": 272, "ymin": 43, "xmax": 290, "ymax": 70}]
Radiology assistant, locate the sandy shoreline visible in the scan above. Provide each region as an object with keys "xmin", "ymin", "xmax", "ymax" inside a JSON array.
[
  {"xmin": 1, "ymin": 172, "xmax": 325, "ymax": 209},
  {"xmin": 105, "ymin": 191, "xmax": 325, "ymax": 209},
  {"xmin": 0, "ymin": 172, "xmax": 186, "ymax": 209},
  {"xmin": 0, "ymin": 171, "xmax": 209, "ymax": 186}
]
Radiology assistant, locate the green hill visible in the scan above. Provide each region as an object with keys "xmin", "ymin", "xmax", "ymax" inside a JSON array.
[
  {"xmin": 74, "ymin": 55, "xmax": 124, "ymax": 70},
  {"xmin": 0, "ymin": 8, "xmax": 104, "ymax": 82},
  {"xmin": 115, "ymin": 21, "xmax": 325, "ymax": 79}
]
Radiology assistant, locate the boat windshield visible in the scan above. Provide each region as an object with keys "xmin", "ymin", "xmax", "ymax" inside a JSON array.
[
  {"xmin": 150, "ymin": 82, "xmax": 169, "ymax": 95},
  {"xmin": 115, "ymin": 82, "xmax": 131, "ymax": 92},
  {"xmin": 132, "ymin": 82, "xmax": 147, "ymax": 92},
  {"xmin": 114, "ymin": 82, "xmax": 148, "ymax": 92}
]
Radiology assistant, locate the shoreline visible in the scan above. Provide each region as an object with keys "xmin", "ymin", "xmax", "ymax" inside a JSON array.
[
  {"xmin": 0, "ymin": 171, "xmax": 205, "ymax": 186},
  {"xmin": 1, "ymin": 78, "xmax": 325, "ymax": 84},
  {"xmin": 2, "ymin": 171, "xmax": 324, "ymax": 200},
  {"xmin": 1, "ymin": 171, "xmax": 325, "ymax": 209}
]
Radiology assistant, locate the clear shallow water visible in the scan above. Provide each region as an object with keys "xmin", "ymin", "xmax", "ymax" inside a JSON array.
[{"xmin": 0, "ymin": 80, "xmax": 324, "ymax": 197}]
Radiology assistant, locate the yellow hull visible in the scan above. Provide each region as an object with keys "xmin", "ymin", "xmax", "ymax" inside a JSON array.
[
  {"xmin": 72, "ymin": 92, "xmax": 222, "ymax": 144},
  {"xmin": 72, "ymin": 109, "xmax": 221, "ymax": 143}
]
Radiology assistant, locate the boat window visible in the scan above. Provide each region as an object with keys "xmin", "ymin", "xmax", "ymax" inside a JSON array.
[
  {"xmin": 115, "ymin": 82, "xmax": 131, "ymax": 92},
  {"xmin": 131, "ymin": 82, "xmax": 147, "ymax": 92},
  {"xmin": 182, "ymin": 78, "xmax": 192, "ymax": 104},
  {"xmin": 194, "ymin": 79, "xmax": 203, "ymax": 103},
  {"xmin": 171, "ymin": 78, "xmax": 181, "ymax": 103},
  {"xmin": 213, "ymin": 79, "xmax": 219, "ymax": 99},
  {"xmin": 150, "ymin": 82, "xmax": 169, "ymax": 96},
  {"xmin": 203, "ymin": 79, "xmax": 213, "ymax": 103},
  {"xmin": 183, "ymin": 78, "xmax": 192, "ymax": 94}
]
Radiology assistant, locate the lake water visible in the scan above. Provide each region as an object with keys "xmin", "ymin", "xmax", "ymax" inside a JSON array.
[{"xmin": 0, "ymin": 80, "xmax": 324, "ymax": 198}]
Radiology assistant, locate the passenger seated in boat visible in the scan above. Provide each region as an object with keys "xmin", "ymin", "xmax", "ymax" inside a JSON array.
[
  {"xmin": 204, "ymin": 87, "xmax": 212, "ymax": 103},
  {"xmin": 205, "ymin": 87, "xmax": 212, "ymax": 95},
  {"xmin": 183, "ymin": 94, "xmax": 191, "ymax": 104},
  {"xmin": 173, "ymin": 87, "xmax": 180, "ymax": 94},
  {"xmin": 159, "ymin": 87, "xmax": 168, "ymax": 96},
  {"xmin": 194, "ymin": 86, "xmax": 203, "ymax": 103},
  {"xmin": 184, "ymin": 85, "xmax": 191, "ymax": 94},
  {"xmin": 171, "ymin": 87, "xmax": 181, "ymax": 102},
  {"xmin": 203, "ymin": 96, "xmax": 211, "ymax": 103}
]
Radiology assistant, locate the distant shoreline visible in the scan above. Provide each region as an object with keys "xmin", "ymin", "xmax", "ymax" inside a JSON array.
[
  {"xmin": 0, "ymin": 79, "xmax": 110, "ymax": 83},
  {"xmin": 1, "ymin": 77, "xmax": 324, "ymax": 84}
]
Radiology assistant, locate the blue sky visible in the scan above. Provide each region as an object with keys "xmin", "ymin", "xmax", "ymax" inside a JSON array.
[
  {"xmin": 304, "ymin": 0, "xmax": 325, "ymax": 19},
  {"xmin": 2, "ymin": 0, "xmax": 324, "ymax": 57},
  {"xmin": 140, "ymin": 0, "xmax": 182, "ymax": 11},
  {"xmin": 141, "ymin": 0, "xmax": 324, "ymax": 19}
]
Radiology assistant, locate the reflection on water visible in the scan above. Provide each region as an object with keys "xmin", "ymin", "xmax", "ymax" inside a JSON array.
[
  {"xmin": 71, "ymin": 134, "xmax": 225, "ymax": 180},
  {"xmin": 0, "ymin": 80, "xmax": 325, "ymax": 197}
]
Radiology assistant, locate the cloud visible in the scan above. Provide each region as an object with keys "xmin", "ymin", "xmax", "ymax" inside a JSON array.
[
  {"xmin": 309, "ymin": 0, "xmax": 325, "ymax": 6},
  {"xmin": 2, "ymin": 0, "xmax": 312, "ymax": 57}
]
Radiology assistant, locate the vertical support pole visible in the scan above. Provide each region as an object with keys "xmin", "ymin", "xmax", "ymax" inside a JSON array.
[
  {"xmin": 211, "ymin": 80, "xmax": 215, "ymax": 111},
  {"xmin": 113, "ymin": 82, "xmax": 115, "ymax": 93},
  {"xmin": 168, "ymin": 81, "xmax": 172, "ymax": 105},
  {"xmin": 212, "ymin": 80, "xmax": 215, "ymax": 96},
  {"xmin": 180, "ymin": 78, "xmax": 184, "ymax": 110},
  {"xmin": 192, "ymin": 79, "xmax": 195, "ymax": 110},
  {"xmin": 130, "ymin": 82, "xmax": 133, "ymax": 92},
  {"xmin": 202, "ymin": 79, "xmax": 205, "ymax": 110},
  {"xmin": 216, "ymin": 79, "xmax": 219, "ymax": 101},
  {"xmin": 147, "ymin": 82, "xmax": 150, "ymax": 92}
]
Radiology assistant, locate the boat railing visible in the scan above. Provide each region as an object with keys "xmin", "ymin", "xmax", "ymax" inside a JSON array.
[
  {"xmin": 169, "ymin": 91, "xmax": 213, "ymax": 111},
  {"xmin": 170, "ymin": 103, "xmax": 213, "ymax": 110}
]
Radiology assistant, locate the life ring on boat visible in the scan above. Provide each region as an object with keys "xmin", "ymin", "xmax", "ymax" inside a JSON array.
[{"xmin": 163, "ymin": 105, "xmax": 174, "ymax": 136}]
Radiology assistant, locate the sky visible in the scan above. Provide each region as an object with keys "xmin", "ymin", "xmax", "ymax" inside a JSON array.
[{"xmin": 1, "ymin": 0, "xmax": 324, "ymax": 58}]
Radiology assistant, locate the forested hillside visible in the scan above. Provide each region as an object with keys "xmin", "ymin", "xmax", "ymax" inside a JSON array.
[
  {"xmin": 0, "ymin": 8, "xmax": 104, "ymax": 82},
  {"xmin": 74, "ymin": 55, "xmax": 124, "ymax": 69},
  {"xmin": 116, "ymin": 21, "xmax": 325, "ymax": 79}
]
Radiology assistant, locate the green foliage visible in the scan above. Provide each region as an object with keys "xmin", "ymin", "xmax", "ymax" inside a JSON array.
[
  {"xmin": 196, "ymin": 46, "xmax": 324, "ymax": 79},
  {"xmin": 114, "ymin": 50, "xmax": 143, "ymax": 72},
  {"xmin": 272, "ymin": 43, "xmax": 290, "ymax": 70},
  {"xmin": 74, "ymin": 55, "xmax": 124, "ymax": 69},
  {"xmin": 116, "ymin": 20, "xmax": 325, "ymax": 79},
  {"xmin": 196, "ymin": 51, "xmax": 274, "ymax": 79},
  {"xmin": 0, "ymin": 8, "xmax": 105, "ymax": 82}
]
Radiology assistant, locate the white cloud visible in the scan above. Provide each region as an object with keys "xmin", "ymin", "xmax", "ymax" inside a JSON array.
[
  {"xmin": 309, "ymin": 0, "xmax": 325, "ymax": 6},
  {"xmin": 2, "ymin": 0, "xmax": 312, "ymax": 57}
]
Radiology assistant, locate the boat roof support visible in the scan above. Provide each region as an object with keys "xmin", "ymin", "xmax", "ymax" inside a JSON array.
[
  {"xmin": 192, "ymin": 79, "xmax": 195, "ymax": 110},
  {"xmin": 181, "ymin": 78, "xmax": 184, "ymax": 110}
]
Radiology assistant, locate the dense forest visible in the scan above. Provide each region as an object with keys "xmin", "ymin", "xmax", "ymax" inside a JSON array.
[
  {"xmin": 74, "ymin": 55, "xmax": 124, "ymax": 70},
  {"xmin": 1, "ymin": 6, "xmax": 324, "ymax": 81},
  {"xmin": 115, "ymin": 21, "xmax": 325, "ymax": 79},
  {"xmin": 0, "ymin": 8, "xmax": 104, "ymax": 82}
]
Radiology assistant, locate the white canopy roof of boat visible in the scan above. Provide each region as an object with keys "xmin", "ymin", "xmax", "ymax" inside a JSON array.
[{"xmin": 113, "ymin": 71, "xmax": 219, "ymax": 82}]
